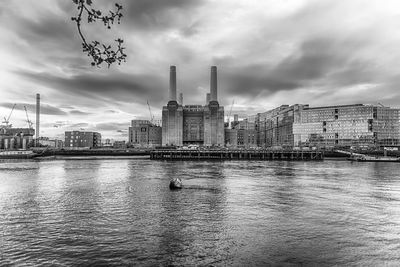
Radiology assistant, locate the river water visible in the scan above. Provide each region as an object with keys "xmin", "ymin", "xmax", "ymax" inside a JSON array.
[{"xmin": 0, "ymin": 159, "xmax": 400, "ymax": 266}]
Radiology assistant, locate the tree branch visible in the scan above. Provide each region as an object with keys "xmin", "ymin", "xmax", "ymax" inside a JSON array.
[{"xmin": 71, "ymin": 0, "xmax": 127, "ymax": 68}]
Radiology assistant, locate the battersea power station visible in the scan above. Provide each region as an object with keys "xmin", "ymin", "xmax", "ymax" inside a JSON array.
[{"xmin": 162, "ymin": 66, "xmax": 224, "ymax": 147}]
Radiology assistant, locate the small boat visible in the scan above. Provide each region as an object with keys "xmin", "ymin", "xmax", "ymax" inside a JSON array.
[
  {"xmin": 347, "ymin": 155, "xmax": 400, "ymax": 162},
  {"xmin": 169, "ymin": 178, "xmax": 183, "ymax": 189}
]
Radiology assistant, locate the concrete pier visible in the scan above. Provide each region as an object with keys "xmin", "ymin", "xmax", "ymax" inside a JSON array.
[{"xmin": 150, "ymin": 149, "xmax": 324, "ymax": 161}]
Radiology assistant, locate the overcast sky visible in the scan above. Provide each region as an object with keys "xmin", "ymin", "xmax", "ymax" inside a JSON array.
[{"xmin": 1, "ymin": 0, "xmax": 400, "ymax": 140}]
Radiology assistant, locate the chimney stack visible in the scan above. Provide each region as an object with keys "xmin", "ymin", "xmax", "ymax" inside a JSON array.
[
  {"xmin": 169, "ymin": 66, "xmax": 177, "ymax": 101},
  {"xmin": 210, "ymin": 66, "xmax": 217, "ymax": 102},
  {"xmin": 36, "ymin": 93, "xmax": 40, "ymax": 145},
  {"xmin": 206, "ymin": 93, "xmax": 210, "ymax": 104},
  {"xmin": 179, "ymin": 93, "xmax": 183, "ymax": 105}
]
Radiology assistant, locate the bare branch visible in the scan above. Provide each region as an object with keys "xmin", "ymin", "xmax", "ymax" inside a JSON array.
[{"xmin": 71, "ymin": 0, "xmax": 127, "ymax": 68}]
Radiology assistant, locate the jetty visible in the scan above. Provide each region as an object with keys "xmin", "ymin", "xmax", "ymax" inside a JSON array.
[{"xmin": 150, "ymin": 149, "xmax": 324, "ymax": 160}]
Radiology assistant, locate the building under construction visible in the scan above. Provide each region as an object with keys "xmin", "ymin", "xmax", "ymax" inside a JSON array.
[
  {"xmin": 0, "ymin": 128, "xmax": 35, "ymax": 150},
  {"xmin": 162, "ymin": 66, "xmax": 224, "ymax": 147},
  {"xmin": 0, "ymin": 103, "xmax": 35, "ymax": 150}
]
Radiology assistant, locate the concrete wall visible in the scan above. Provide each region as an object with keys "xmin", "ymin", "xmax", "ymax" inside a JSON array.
[
  {"xmin": 162, "ymin": 101, "xmax": 183, "ymax": 146},
  {"xmin": 203, "ymin": 101, "xmax": 224, "ymax": 146}
]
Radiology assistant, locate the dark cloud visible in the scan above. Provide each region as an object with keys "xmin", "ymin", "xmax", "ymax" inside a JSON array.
[
  {"xmin": 0, "ymin": 103, "xmax": 67, "ymax": 116},
  {"xmin": 272, "ymin": 38, "xmax": 343, "ymax": 81},
  {"xmin": 19, "ymin": 15, "xmax": 75, "ymax": 45},
  {"xmin": 219, "ymin": 37, "xmax": 377, "ymax": 99},
  {"xmin": 15, "ymin": 69, "xmax": 167, "ymax": 108},
  {"xmin": 7, "ymin": 3, "xmax": 77, "ymax": 52},
  {"xmin": 326, "ymin": 60, "xmax": 377, "ymax": 86},
  {"xmin": 220, "ymin": 64, "xmax": 301, "ymax": 98},
  {"xmin": 123, "ymin": 0, "xmax": 204, "ymax": 31},
  {"xmin": 69, "ymin": 110, "xmax": 92, "ymax": 115},
  {"xmin": 180, "ymin": 21, "xmax": 201, "ymax": 37}
]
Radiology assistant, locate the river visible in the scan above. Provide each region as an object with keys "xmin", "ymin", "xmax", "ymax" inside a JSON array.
[{"xmin": 1, "ymin": 159, "xmax": 399, "ymax": 266}]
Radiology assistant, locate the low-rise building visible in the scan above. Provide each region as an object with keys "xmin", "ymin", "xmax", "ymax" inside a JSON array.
[
  {"xmin": 256, "ymin": 104, "xmax": 308, "ymax": 148},
  {"xmin": 65, "ymin": 131, "xmax": 101, "ymax": 148},
  {"xmin": 224, "ymin": 116, "xmax": 258, "ymax": 149},
  {"xmin": 113, "ymin": 140, "xmax": 126, "ymax": 149},
  {"xmin": 129, "ymin": 120, "xmax": 162, "ymax": 148},
  {"xmin": 38, "ymin": 137, "xmax": 64, "ymax": 148},
  {"xmin": 224, "ymin": 129, "xmax": 238, "ymax": 148}
]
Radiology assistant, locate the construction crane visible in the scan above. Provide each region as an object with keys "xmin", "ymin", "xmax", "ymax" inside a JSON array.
[
  {"xmin": 24, "ymin": 106, "xmax": 34, "ymax": 129},
  {"xmin": 227, "ymin": 99, "xmax": 234, "ymax": 128},
  {"xmin": 2, "ymin": 103, "xmax": 16, "ymax": 129},
  {"xmin": 147, "ymin": 100, "xmax": 155, "ymax": 124}
]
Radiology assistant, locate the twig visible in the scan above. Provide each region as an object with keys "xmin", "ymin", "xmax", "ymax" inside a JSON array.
[{"xmin": 71, "ymin": 0, "xmax": 127, "ymax": 67}]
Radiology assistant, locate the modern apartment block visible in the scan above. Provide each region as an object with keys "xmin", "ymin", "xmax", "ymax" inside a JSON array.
[
  {"xmin": 64, "ymin": 131, "xmax": 101, "ymax": 148},
  {"xmin": 129, "ymin": 120, "xmax": 162, "ymax": 148},
  {"xmin": 253, "ymin": 103, "xmax": 400, "ymax": 149},
  {"xmin": 162, "ymin": 66, "xmax": 224, "ymax": 147},
  {"xmin": 293, "ymin": 104, "xmax": 400, "ymax": 148}
]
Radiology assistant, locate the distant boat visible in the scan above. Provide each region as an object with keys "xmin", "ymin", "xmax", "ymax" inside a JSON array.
[
  {"xmin": 0, "ymin": 150, "xmax": 38, "ymax": 159},
  {"xmin": 169, "ymin": 178, "xmax": 183, "ymax": 189},
  {"xmin": 347, "ymin": 154, "xmax": 400, "ymax": 162}
]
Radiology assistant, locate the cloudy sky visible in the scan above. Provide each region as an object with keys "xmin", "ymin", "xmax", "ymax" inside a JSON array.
[{"xmin": 1, "ymin": 0, "xmax": 400, "ymax": 140}]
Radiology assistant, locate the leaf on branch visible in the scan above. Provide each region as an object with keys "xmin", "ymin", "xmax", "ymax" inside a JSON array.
[{"xmin": 71, "ymin": 0, "xmax": 127, "ymax": 68}]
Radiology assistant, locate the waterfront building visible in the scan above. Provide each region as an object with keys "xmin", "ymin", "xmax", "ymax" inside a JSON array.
[
  {"xmin": 256, "ymin": 104, "xmax": 308, "ymax": 148},
  {"xmin": 0, "ymin": 127, "xmax": 35, "ymax": 150},
  {"xmin": 103, "ymin": 138, "xmax": 113, "ymax": 147},
  {"xmin": 226, "ymin": 117, "xmax": 257, "ymax": 149},
  {"xmin": 254, "ymin": 103, "xmax": 400, "ymax": 149},
  {"xmin": 113, "ymin": 140, "xmax": 127, "ymax": 149},
  {"xmin": 64, "ymin": 131, "xmax": 101, "ymax": 148},
  {"xmin": 293, "ymin": 104, "xmax": 400, "ymax": 148},
  {"xmin": 38, "ymin": 137, "xmax": 64, "ymax": 148},
  {"xmin": 162, "ymin": 66, "xmax": 224, "ymax": 147},
  {"xmin": 129, "ymin": 120, "xmax": 162, "ymax": 148},
  {"xmin": 223, "ymin": 115, "xmax": 258, "ymax": 149},
  {"xmin": 224, "ymin": 129, "xmax": 238, "ymax": 148}
]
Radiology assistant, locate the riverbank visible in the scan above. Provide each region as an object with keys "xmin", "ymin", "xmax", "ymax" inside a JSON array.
[
  {"xmin": 31, "ymin": 148, "xmax": 150, "ymax": 157},
  {"xmin": 35, "ymin": 155, "xmax": 150, "ymax": 160}
]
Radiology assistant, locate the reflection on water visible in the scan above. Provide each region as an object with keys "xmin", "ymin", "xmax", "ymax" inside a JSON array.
[{"xmin": 1, "ymin": 159, "xmax": 400, "ymax": 265}]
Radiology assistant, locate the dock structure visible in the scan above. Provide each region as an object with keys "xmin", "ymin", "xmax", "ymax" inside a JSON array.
[{"xmin": 150, "ymin": 149, "xmax": 324, "ymax": 160}]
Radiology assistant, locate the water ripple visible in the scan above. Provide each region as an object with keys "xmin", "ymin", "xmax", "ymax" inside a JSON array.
[{"xmin": 1, "ymin": 159, "xmax": 400, "ymax": 265}]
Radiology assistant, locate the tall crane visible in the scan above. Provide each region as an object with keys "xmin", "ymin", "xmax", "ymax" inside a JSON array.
[
  {"xmin": 147, "ymin": 100, "xmax": 154, "ymax": 124},
  {"xmin": 2, "ymin": 103, "xmax": 16, "ymax": 129},
  {"xmin": 24, "ymin": 106, "xmax": 34, "ymax": 129}
]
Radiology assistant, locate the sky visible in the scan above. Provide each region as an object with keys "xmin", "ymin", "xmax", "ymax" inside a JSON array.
[{"xmin": 1, "ymin": 0, "xmax": 400, "ymax": 140}]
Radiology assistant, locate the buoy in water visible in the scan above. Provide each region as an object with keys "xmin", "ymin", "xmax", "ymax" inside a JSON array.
[{"xmin": 169, "ymin": 178, "xmax": 183, "ymax": 190}]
